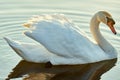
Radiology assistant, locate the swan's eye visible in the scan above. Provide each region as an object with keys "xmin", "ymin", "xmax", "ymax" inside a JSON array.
[{"xmin": 106, "ymin": 17, "xmax": 115, "ymax": 25}]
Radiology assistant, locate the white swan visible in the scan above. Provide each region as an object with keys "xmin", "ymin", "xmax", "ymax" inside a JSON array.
[{"xmin": 4, "ymin": 11, "xmax": 117, "ymax": 65}]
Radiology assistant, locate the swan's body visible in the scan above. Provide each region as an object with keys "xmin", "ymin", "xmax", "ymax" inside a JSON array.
[{"xmin": 4, "ymin": 11, "xmax": 117, "ymax": 65}]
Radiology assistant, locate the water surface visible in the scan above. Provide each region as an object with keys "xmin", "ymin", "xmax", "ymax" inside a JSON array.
[{"xmin": 0, "ymin": 0, "xmax": 120, "ymax": 80}]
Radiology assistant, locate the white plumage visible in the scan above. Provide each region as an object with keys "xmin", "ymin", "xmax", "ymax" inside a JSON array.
[{"xmin": 4, "ymin": 11, "xmax": 117, "ymax": 65}]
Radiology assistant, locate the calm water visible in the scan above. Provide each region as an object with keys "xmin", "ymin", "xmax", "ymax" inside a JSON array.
[{"xmin": 0, "ymin": 0, "xmax": 120, "ymax": 80}]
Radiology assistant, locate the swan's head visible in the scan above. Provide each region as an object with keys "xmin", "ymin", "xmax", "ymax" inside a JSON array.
[{"xmin": 96, "ymin": 11, "xmax": 117, "ymax": 34}]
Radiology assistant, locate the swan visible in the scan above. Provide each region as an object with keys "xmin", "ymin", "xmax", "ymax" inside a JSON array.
[{"xmin": 4, "ymin": 11, "xmax": 117, "ymax": 65}]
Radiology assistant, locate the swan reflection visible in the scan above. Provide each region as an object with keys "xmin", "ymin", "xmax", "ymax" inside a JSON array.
[{"xmin": 6, "ymin": 58, "xmax": 117, "ymax": 80}]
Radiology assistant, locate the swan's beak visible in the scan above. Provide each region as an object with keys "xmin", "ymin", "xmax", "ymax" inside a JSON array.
[{"xmin": 107, "ymin": 21, "xmax": 117, "ymax": 35}]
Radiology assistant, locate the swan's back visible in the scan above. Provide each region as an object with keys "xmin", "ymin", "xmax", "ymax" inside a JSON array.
[{"xmin": 24, "ymin": 14, "xmax": 110, "ymax": 65}]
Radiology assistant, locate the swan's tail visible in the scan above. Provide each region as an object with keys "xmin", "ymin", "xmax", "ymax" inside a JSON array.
[
  {"xmin": 4, "ymin": 37, "xmax": 51, "ymax": 63},
  {"xmin": 4, "ymin": 37, "xmax": 21, "ymax": 49},
  {"xmin": 4, "ymin": 37, "xmax": 28, "ymax": 60},
  {"xmin": 4, "ymin": 37, "xmax": 24, "ymax": 55}
]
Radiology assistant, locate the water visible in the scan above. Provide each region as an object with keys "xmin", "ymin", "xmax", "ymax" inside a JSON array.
[{"xmin": 0, "ymin": 0, "xmax": 120, "ymax": 80}]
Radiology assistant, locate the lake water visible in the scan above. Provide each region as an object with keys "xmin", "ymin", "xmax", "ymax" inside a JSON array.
[{"xmin": 0, "ymin": 0, "xmax": 120, "ymax": 80}]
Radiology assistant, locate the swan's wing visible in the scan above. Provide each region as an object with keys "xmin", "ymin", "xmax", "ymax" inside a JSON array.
[
  {"xmin": 25, "ymin": 15, "xmax": 107, "ymax": 59},
  {"xmin": 4, "ymin": 37, "xmax": 52, "ymax": 63},
  {"xmin": 23, "ymin": 14, "xmax": 108, "ymax": 63}
]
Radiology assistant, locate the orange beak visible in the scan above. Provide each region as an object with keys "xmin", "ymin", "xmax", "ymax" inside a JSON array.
[{"xmin": 107, "ymin": 21, "xmax": 117, "ymax": 35}]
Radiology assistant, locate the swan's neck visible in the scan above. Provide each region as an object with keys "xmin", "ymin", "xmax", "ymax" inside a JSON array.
[{"xmin": 90, "ymin": 14, "xmax": 114, "ymax": 53}]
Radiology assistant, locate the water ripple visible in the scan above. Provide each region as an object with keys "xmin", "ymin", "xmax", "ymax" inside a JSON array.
[{"xmin": 0, "ymin": 0, "xmax": 120, "ymax": 80}]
